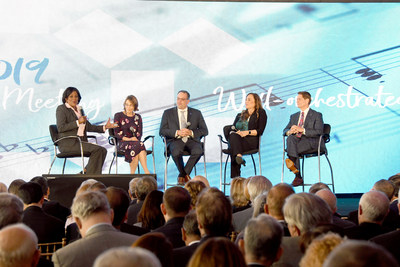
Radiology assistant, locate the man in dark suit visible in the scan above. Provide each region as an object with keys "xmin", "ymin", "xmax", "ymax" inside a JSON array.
[
  {"xmin": 159, "ymin": 90, "xmax": 208, "ymax": 185},
  {"xmin": 153, "ymin": 186, "xmax": 191, "ymax": 248},
  {"xmin": 17, "ymin": 182, "xmax": 65, "ymax": 243},
  {"xmin": 283, "ymin": 91, "xmax": 324, "ymax": 186}
]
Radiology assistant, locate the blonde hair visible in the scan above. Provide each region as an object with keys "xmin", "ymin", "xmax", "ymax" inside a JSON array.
[{"xmin": 230, "ymin": 177, "xmax": 249, "ymax": 207}]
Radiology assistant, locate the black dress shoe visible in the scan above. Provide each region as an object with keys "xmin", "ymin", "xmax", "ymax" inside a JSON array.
[{"xmin": 235, "ymin": 156, "xmax": 246, "ymax": 166}]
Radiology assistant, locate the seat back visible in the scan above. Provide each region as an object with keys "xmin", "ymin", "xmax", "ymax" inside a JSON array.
[
  {"xmin": 323, "ymin": 124, "xmax": 331, "ymax": 143},
  {"xmin": 49, "ymin": 125, "xmax": 59, "ymax": 145},
  {"xmin": 108, "ymin": 128, "xmax": 117, "ymax": 146},
  {"xmin": 38, "ymin": 238, "xmax": 66, "ymax": 260}
]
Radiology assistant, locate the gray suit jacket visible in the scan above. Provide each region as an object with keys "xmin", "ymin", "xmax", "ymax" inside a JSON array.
[
  {"xmin": 52, "ymin": 224, "xmax": 138, "ymax": 267},
  {"xmin": 272, "ymin": 236, "xmax": 303, "ymax": 267},
  {"xmin": 56, "ymin": 104, "xmax": 104, "ymax": 149},
  {"xmin": 159, "ymin": 106, "xmax": 208, "ymax": 143}
]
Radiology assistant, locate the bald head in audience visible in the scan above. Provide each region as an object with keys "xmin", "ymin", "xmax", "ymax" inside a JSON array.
[
  {"xmin": 94, "ymin": 247, "xmax": 161, "ymax": 267},
  {"xmin": 265, "ymin": 183, "xmax": 295, "ymax": 220},
  {"xmin": 323, "ymin": 240, "xmax": 399, "ymax": 267},
  {"xmin": 0, "ymin": 193, "xmax": 24, "ymax": 230},
  {"xmin": 358, "ymin": 190, "xmax": 389, "ymax": 225},
  {"xmin": 0, "ymin": 223, "xmax": 40, "ymax": 267},
  {"xmin": 316, "ymin": 189, "xmax": 337, "ymax": 214},
  {"xmin": 283, "ymin": 193, "xmax": 332, "ymax": 236}
]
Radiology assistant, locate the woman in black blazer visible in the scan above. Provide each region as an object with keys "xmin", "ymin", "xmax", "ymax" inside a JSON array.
[{"xmin": 224, "ymin": 93, "xmax": 267, "ymax": 178}]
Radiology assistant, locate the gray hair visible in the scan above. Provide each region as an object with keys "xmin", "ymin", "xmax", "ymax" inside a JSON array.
[
  {"xmin": 252, "ymin": 191, "xmax": 268, "ymax": 218},
  {"xmin": 71, "ymin": 191, "xmax": 110, "ymax": 220},
  {"xmin": 129, "ymin": 177, "xmax": 141, "ymax": 196},
  {"xmin": 244, "ymin": 214, "xmax": 283, "ymax": 263},
  {"xmin": 93, "ymin": 247, "xmax": 161, "ymax": 267},
  {"xmin": 136, "ymin": 177, "xmax": 157, "ymax": 201},
  {"xmin": 323, "ymin": 240, "xmax": 398, "ymax": 267},
  {"xmin": 0, "ymin": 223, "xmax": 38, "ymax": 267},
  {"xmin": 359, "ymin": 191, "xmax": 389, "ymax": 223},
  {"xmin": 247, "ymin": 176, "xmax": 272, "ymax": 202},
  {"xmin": 283, "ymin": 193, "xmax": 332, "ymax": 234},
  {"xmin": 0, "ymin": 193, "xmax": 24, "ymax": 230}
]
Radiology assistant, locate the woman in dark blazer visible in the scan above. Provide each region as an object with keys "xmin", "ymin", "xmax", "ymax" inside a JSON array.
[
  {"xmin": 56, "ymin": 87, "xmax": 116, "ymax": 174},
  {"xmin": 224, "ymin": 93, "xmax": 267, "ymax": 178}
]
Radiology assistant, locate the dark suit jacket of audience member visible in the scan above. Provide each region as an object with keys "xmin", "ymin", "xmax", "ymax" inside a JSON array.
[
  {"xmin": 348, "ymin": 209, "xmax": 400, "ymax": 232},
  {"xmin": 370, "ymin": 229, "xmax": 400, "ymax": 264},
  {"xmin": 127, "ymin": 201, "xmax": 144, "ymax": 225},
  {"xmin": 332, "ymin": 213, "xmax": 356, "ymax": 229},
  {"xmin": 120, "ymin": 222, "xmax": 149, "ymax": 236},
  {"xmin": 272, "ymin": 236, "xmax": 303, "ymax": 267},
  {"xmin": 233, "ymin": 206, "xmax": 254, "ymax": 232},
  {"xmin": 173, "ymin": 235, "xmax": 225, "ymax": 267},
  {"xmin": 344, "ymin": 222, "xmax": 389, "ymax": 240},
  {"xmin": 42, "ymin": 199, "xmax": 71, "ymax": 223},
  {"xmin": 22, "ymin": 206, "xmax": 65, "ymax": 243},
  {"xmin": 153, "ymin": 216, "xmax": 185, "ymax": 248},
  {"xmin": 52, "ymin": 224, "xmax": 138, "ymax": 267}
]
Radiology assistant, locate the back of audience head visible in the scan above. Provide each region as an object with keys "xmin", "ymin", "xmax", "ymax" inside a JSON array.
[
  {"xmin": 372, "ymin": 179, "xmax": 395, "ymax": 200},
  {"xmin": 283, "ymin": 192, "xmax": 332, "ymax": 236},
  {"xmin": 132, "ymin": 232, "xmax": 173, "ymax": 267},
  {"xmin": 241, "ymin": 214, "xmax": 283, "ymax": 266},
  {"xmin": 309, "ymin": 182, "xmax": 331, "ymax": 194},
  {"xmin": 8, "ymin": 179, "xmax": 25, "ymax": 195},
  {"xmin": 388, "ymin": 173, "xmax": 400, "ymax": 200},
  {"xmin": 191, "ymin": 175, "xmax": 210, "ymax": 188},
  {"xmin": 93, "ymin": 247, "xmax": 161, "ymax": 267},
  {"xmin": 182, "ymin": 210, "xmax": 201, "ymax": 246},
  {"xmin": 88, "ymin": 181, "xmax": 107, "ymax": 193},
  {"xmin": 136, "ymin": 177, "xmax": 157, "ymax": 202},
  {"xmin": 16, "ymin": 182, "xmax": 43, "ymax": 205},
  {"xmin": 0, "ymin": 193, "xmax": 24, "ymax": 230},
  {"xmin": 266, "ymin": 183, "xmax": 295, "ymax": 220},
  {"xmin": 252, "ymin": 191, "xmax": 268, "ymax": 218},
  {"xmin": 184, "ymin": 180, "xmax": 206, "ymax": 209},
  {"xmin": 188, "ymin": 237, "xmax": 246, "ymax": 267},
  {"xmin": 105, "ymin": 186, "xmax": 130, "ymax": 228},
  {"xmin": 323, "ymin": 240, "xmax": 399, "ymax": 267},
  {"xmin": 0, "ymin": 223, "xmax": 40, "ymax": 267},
  {"xmin": 300, "ymin": 232, "xmax": 343, "ymax": 267},
  {"xmin": 358, "ymin": 190, "xmax": 389, "ymax": 225},
  {"xmin": 300, "ymin": 224, "xmax": 344, "ymax": 253},
  {"xmin": 137, "ymin": 190, "xmax": 165, "ymax": 230},
  {"xmin": 76, "ymin": 179, "xmax": 98, "ymax": 196},
  {"xmin": 129, "ymin": 177, "xmax": 141, "ymax": 200},
  {"xmin": 162, "ymin": 187, "xmax": 191, "ymax": 218},
  {"xmin": 230, "ymin": 177, "xmax": 250, "ymax": 208},
  {"xmin": 247, "ymin": 175, "xmax": 272, "ymax": 203},
  {"xmin": 315, "ymin": 189, "xmax": 337, "ymax": 213},
  {"xmin": 30, "ymin": 176, "xmax": 49, "ymax": 198},
  {"xmin": 196, "ymin": 187, "xmax": 232, "ymax": 237},
  {"xmin": 0, "ymin": 183, "xmax": 7, "ymax": 193}
]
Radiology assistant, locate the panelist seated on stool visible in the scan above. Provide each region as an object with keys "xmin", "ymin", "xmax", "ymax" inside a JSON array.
[
  {"xmin": 283, "ymin": 91, "xmax": 324, "ymax": 187},
  {"xmin": 159, "ymin": 90, "xmax": 208, "ymax": 185}
]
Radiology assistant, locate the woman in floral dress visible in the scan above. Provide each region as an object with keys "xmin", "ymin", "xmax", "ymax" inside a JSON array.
[{"xmin": 113, "ymin": 95, "xmax": 150, "ymax": 174}]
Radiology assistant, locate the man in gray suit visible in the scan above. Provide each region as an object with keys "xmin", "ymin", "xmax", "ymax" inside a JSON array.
[
  {"xmin": 283, "ymin": 91, "xmax": 324, "ymax": 186},
  {"xmin": 52, "ymin": 191, "xmax": 138, "ymax": 267},
  {"xmin": 159, "ymin": 90, "xmax": 208, "ymax": 185}
]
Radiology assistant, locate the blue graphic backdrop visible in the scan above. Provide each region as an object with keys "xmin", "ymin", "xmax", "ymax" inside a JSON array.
[{"xmin": 1, "ymin": 1, "xmax": 399, "ymax": 193}]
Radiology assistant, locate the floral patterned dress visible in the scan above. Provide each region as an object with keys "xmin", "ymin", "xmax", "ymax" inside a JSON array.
[{"xmin": 113, "ymin": 112, "xmax": 146, "ymax": 163}]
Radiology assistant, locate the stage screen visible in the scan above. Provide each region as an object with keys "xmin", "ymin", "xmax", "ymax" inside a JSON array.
[{"xmin": 1, "ymin": 1, "xmax": 399, "ymax": 193}]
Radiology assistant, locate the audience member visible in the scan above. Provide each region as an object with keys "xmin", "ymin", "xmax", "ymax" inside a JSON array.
[
  {"xmin": 0, "ymin": 182, "xmax": 7, "ymax": 193},
  {"xmin": 181, "ymin": 210, "xmax": 201, "ymax": 247},
  {"xmin": 93, "ymin": 247, "xmax": 161, "ymax": 267},
  {"xmin": 323, "ymin": 240, "xmax": 399, "ymax": 267},
  {"xmin": 299, "ymin": 232, "xmax": 343, "ymax": 267},
  {"xmin": 88, "ymin": 181, "xmax": 107, "ymax": 193},
  {"xmin": 309, "ymin": 182, "xmax": 331, "ymax": 194},
  {"xmin": 31, "ymin": 176, "xmax": 70, "ymax": 223},
  {"xmin": 127, "ymin": 177, "xmax": 157, "ymax": 225},
  {"xmin": 299, "ymin": 224, "xmax": 344, "ymax": 253},
  {"xmin": 17, "ymin": 182, "xmax": 65, "ymax": 243},
  {"xmin": 345, "ymin": 190, "xmax": 390, "ymax": 240},
  {"xmin": 0, "ymin": 193, "xmax": 24, "ymax": 229},
  {"xmin": 191, "ymin": 175, "xmax": 210, "ymax": 188},
  {"xmin": 252, "ymin": 191, "xmax": 268, "ymax": 218},
  {"xmin": 188, "ymin": 237, "xmax": 246, "ymax": 267},
  {"xmin": 239, "ymin": 214, "xmax": 283, "ymax": 267},
  {"xmin": 388, "ymin": 174, "xmax": 400, "ymax": 214},
  {"xmin": 132, "ymin": 232, "xmax": 173, "ymax": 267},
  {"xmin": 265, "ymin": 183, "xmax": 295, "ymax": 236},
  {"xmin": 0, "ymin": 223, "xmax": 40, "ymax": 267},
  {"xmin": 173, "ymin": 188, "xmax": 232, "ymax": 267},
  {"xmin": 136, "ymin": 190, "xmax": 165, "ymax": 231},
  {"xmin": 8, "ymin": 179, "xmax": 25, "ymax": 195},
  {"xmin": 52, "ymin": 191, "xmax": 138, "ymax": 267},
  {"xmin": 184, "ymin": 180, "xmax": 206, "ymax": 209},
  {"xmin": 230, "ymin": 177, "xmax": 251, "ymax": 213},
  {"xmin": 128, "ymin": 177, "xmax": 141, "ymax": 204},
  {"xmin": 316, "ymin": 189, "xmax": 355, "ymax": 229},
  {"xmin": 233, "ymin": 175, "xmax": 272, "ymax": 231},
  {"xmin": 153, "ymin": 187, "xmax": 191, "ymax": 248}
]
